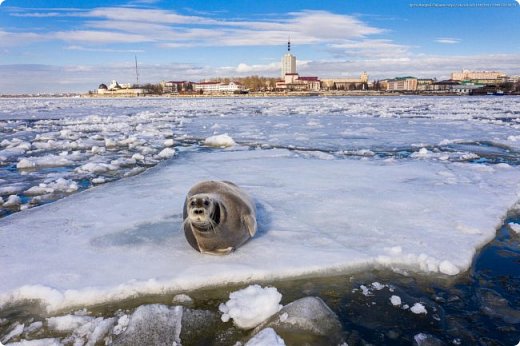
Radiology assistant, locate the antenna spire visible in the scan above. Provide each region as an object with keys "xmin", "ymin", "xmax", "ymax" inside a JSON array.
[
  {"xmin": 288, "ymin": 35, "xmax": 291, "ymax": 52},
  {"xmin": 135, "ymin": 55, "xmax": 140, "ymax": 85}
]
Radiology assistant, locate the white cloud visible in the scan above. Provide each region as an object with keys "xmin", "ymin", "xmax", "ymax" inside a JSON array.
[
  {"xmin": 53, "ymin": 30, "xmax": 153, "ymax": 43},
  {"xmin": 6, "ymin": 8, "xmax": 383, "ymax": 47},
  {"xmin": 329, "ymin": 39, "xmax": 411, "ymax": 58},
  {"xmin": 435, "ymin": 37, "xmax": 461, "ymax": 44},
  {"xmin": 65, "ymin": 45, "xmax": 144, "ymax": 53},
  {"xmin": 0, "ymin": 30, "xmax": 44, "ymax": 47}
]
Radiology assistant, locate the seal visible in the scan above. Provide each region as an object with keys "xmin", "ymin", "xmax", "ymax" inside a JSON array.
[{"xmin": 183, "ymin": 180, "xmax": 257, "ymax": 255}]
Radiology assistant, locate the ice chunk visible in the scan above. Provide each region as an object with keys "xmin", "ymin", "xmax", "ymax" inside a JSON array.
[
  {"xmin": 508, "ymin": 222, "xmax": 520, "ymax": 234},
  {"xmin": 157, "ymin": 147, "xmax": 175, "ymax": 159},
  {"xmin": 47, "ymin": 315, "xmax": 93, "ymax": 332},
  {"xmin": 479, "ymin": 288, "xmax": 520, "ymax": 324},
  {"xmin": 172, "ymin": 294, "xmax": 193, "ymax": 305},
  {"xmin": 219, "ymin": 285, "xmax": 282, "ymax": 329},
  {"xmin": 5, "ymin": 338, "xmax": 63, "ymax": 346},
  {"xmin": 411, "ymin": 148, "xmax": 430, "ymax": 158},
  {"xmin": 112, "ymin": 315, "xmax": 129, "ymax": 336},
  {"xmin": 131, "ymin": 153, "xmax": 144, "ymax": 161},
  {"xmin": 3, "ymin": 195, "xmax": 21, "ymax": 208},
  {"xmin": 75, "ymin": 162, "xmax": 117, "ymax": 174},
  {"xmin": 0, "ymin": 185, "xmax": 26, "ymax": 195},
  {"xmin": 90, "ymin": 146, "xmax": 105, "ymax": 154},
  {"xmin": 1, "ymin": 149, "xmax": 520, "ymax": 312},
  {"xmin": 91, "ymin": 177, "xmax": 106, "ymax": 185},
  {"xmin": 1, "ymin": 322, "xmax": 24, "ymax": 344},
  {"xmin": 410, "ymin": 303, "xmax": 428, "ymax": 315},
  {"xmin": 204, "ymin": 134, "xmax": 236, "ymax": 147},
  {"xmin": 163, "ymin": 139, "xmax": 175, "ymax": 147},
  {"xmin": 252, "ymin": 296, "xmax": 344, "ymax": 345},
  {"xmin": 23, "ymin": 321, "xmax": 43, "ymax": 335},
  {"xmin": 17, "ymin": 156, "xmax": 72, "ymax": 169},
  {"xmin": 113, "ymin": 304, "xmax": 182, "ymax": 346},
  {"xmin": 414, "ymin": 333, "xmax": 444, "ymax": 346},
  {"xmin": 390, "ymin": 295, "xmax": 402, "ymax": 307},
  {"xmin": 439, "ymin": 260, "xmax": 460, "ymax": 275},
  {"xmin": 245, "ymin": 328, "xmax": 286, "ymax": 346},
  {"xmin": 74, "ymin": 317, "xmax": 115, "ymax": 346}
]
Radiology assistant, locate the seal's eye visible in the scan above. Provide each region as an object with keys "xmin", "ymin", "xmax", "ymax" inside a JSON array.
[
  {"xmin": 190, "ymin": 200, "xmax": 196, "ymax": 207},
  {"xmin": 204, "ymin": 200, "xmax": 210, "ymax": 206}
]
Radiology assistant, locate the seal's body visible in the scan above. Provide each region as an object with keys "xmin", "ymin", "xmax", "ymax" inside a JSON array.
[{"xmin": 183, "ymin": 181, "xmax": 257, "ymax": 255}]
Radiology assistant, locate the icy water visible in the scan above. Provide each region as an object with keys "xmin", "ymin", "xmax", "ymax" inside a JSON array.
[{"xmin": 1, "ymin": 96, "xmax": 520, "ymax": 345}]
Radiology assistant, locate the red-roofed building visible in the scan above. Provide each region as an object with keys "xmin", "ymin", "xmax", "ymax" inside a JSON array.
[{"xmin": 276, "ymin": 73, "xmax": 321, "ymax": 91}]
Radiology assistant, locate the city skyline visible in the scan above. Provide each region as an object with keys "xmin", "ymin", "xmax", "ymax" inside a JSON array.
[{"xmin": 1, "ymin": 0, "xmax": 519, "ymax": 93}]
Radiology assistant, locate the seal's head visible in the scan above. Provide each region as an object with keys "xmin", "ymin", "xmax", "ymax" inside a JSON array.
[{"xmin": 186, "ymin": 194, "xmax": 219, "ymax": 229}]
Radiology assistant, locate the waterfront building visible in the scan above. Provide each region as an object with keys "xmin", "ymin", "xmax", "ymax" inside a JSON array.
[
  {"xmin": 451, "ymin": 70, "xmax": 507, "ymax": 84},
  {"xmin": 281, "ymin": 39, "xmax": 296, "ymax": 78},
  {"xmin": 161, "ymin": 81, "xmax": 193, "ymax": 93},
  {"xmin": 97, "ymin": 80, "xmax": 144, "ymax": 96},
  {"xmin": 417, "ymin": 79, "xmax": 435, "ymax": 91},
  {"xmin": 275, "ymin": 73, "xmax": 321, "ymax": 91},
  {"xmin": 321, "ymin": 72, "xmax": 369, "ymax": 90},
  {"xmin": 192, "ymin": 81, "xmax": 246, "ymax": 93},
  {"xmin": 387, "ymin": 77, "xmax": 418, "ymax": 91}
]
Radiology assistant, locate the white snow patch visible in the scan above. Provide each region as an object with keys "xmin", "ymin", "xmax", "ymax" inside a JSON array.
[
  {"xmin": 204, "ymin": 134, "xmax": 236, "ymax": 147},
  {"xmin": 245, "ymin": 328, "xmax": 286, "ymax": 346},
  {"xmin": 219, "ymin": 285, "xmax": 282, "ymax": 329}
]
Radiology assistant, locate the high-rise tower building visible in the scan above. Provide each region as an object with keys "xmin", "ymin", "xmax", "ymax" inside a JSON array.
[{"xmin": 281, "ymin": 38, "xmax": 296, "ymax": 78}]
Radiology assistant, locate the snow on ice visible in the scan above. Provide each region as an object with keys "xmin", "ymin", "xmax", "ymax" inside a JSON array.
[
  {"xmin": 0, "ymin": 147, "xmax": 519, "ymax": 312},
  {"xmin": 204, "ymin": 134, "xmax": 236, "ymax": 148}
]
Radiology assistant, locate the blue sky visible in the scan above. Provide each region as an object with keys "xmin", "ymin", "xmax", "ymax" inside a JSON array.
[{"xmin": 0, "ymin": 0, "xmax": 519, "ymax": 93}]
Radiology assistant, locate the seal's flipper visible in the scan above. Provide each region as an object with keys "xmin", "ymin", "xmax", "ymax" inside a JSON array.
[
  {"xmin": 243, "ymin": 214, "xmax": 257, "ymax": 237},
  {"xmin": 202, "ymin": 247, "xmax": 234, "ymax": 255},
  {"xmin": 184, "ymin": 223, "xmax": 202, "ymax": 252}
]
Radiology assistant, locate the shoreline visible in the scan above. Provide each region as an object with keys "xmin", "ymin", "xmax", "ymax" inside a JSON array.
[
  {"xmin": 2, "ymin": 91, "xmax": 519, "ymax": 99},
  {"xmin": 83, "ymin": 90, "xmax": 519, "ymax": 98}
]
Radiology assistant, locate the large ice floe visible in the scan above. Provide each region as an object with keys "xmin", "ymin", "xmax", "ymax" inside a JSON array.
[
  {"xmin": 1, "ymin": 96, "xmax": 520, "ymax": 314},
  {"xmin": 1, "ymin": 146, "xmax": 520, "ymax": 312}
]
